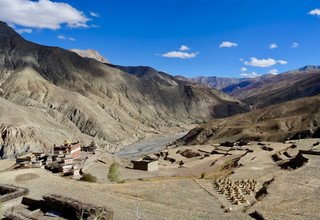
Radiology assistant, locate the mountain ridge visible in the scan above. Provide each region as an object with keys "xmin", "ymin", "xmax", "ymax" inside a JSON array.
[
  {"xmin": 176, "ymin": 95, "xmax": 320, "ymax": 145},
  {"xmin": 0, "ymin": 21, "xmax": 249, "ymax": 157}
]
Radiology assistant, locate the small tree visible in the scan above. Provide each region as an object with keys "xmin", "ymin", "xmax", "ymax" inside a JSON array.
[{"xmin": 107, "ymin": 161, "xmax": 120, "ymax": 182}]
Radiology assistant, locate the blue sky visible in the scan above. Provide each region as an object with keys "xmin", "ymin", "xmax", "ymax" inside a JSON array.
[{"xmin": 1, "ymin": 0, "xmax": 320, "ymax": 78}]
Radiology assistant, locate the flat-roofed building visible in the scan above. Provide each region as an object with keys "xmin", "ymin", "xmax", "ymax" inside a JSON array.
[
  {"xmin": 60, "ymin": 164, "xmax": 74, "ymax": 173},
  {"xmin": 16, "ymin": 154, "xmax": 36, "ymax": 164},
  {"xmin": 132, "ymin": 160, "xmax": 159, "ymax": 172}
]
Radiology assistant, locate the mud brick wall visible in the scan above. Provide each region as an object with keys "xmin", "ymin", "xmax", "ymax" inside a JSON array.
[
  {"xmin": 0, "ymin": 184, "xmax": 29, "ymax": 202},
  {"xmin": 43, "ymin": 194, "xmax": 113, "ymax": 220}
]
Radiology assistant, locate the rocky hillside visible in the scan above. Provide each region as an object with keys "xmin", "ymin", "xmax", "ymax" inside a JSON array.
[
  {"xmin": 0, "ymin": 21, "xmax": 249, "ymax": 158},
  {"xmin": 189, "ymin": 67, "xmax": 320, "ymax": 109},
  {"xmin": 221, "ymin": 74, "xmax": 275, "ymax": 94},
  {"xmin": 70, "ymin": 49, "xmax": 109, "ymax": 63},
  {"xmin": 223, "ymin": 67, "xmax": 320, "ymax": 108},
  {"xmin": 191, "ymin": 76, "xmax": 242, "ymax": 90},
  {"xmin": 176, "ymin": 95, "xmax": 320, "ymax": 145}
]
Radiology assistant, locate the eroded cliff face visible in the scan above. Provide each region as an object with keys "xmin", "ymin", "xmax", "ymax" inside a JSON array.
[{"xmin": 0, "ymin": 21, "xmax": 249, "ymax": 158}]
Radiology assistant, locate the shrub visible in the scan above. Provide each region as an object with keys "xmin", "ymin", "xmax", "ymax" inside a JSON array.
[
  {"xmin": 79, "ymin": 173, "xmax": 97, "ymax": 183},
  {"xmin": 107, "ymin": 161, "xmax": 120, "ymax": 182}
]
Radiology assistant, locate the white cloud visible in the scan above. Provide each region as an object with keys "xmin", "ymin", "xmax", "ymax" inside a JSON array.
[
  {"xmin": 162, "ymin": 51, "xmax": 198, "ymax": 59},
  {"xmin": 179, "ymin": 45, "xmax": 190, "ymax": 51},
  {"xmin": 240, "ymin": 72, "xmax": 260, "ymax": 78},
  {"xmin": 309, "ymin": 9, "xmax": 320, "ymax": 16},
  {"xmin": 240, "ymin": 67, "xmax": 247, "ymax": 72},
  {"xmin": 244, "ymin": 57, "xmax": 277, "ymax": 67},
  {"xmin": 0, "ymin": 0, "xmax": 89, "ymax": 30},
  {"xmin": 292, "ymin": 42, "xmax": 299, "ymax": 48},
  {"xmin": 90, "ymin": 11, "xmax": 100, "ymax": 18},
  {"xmin": 16, "ymin": 28, "xmax": 32, "ymax": 34},
  {"xmin": 268, "ymin": 69, "xmax": 279, "ymax": 75},
  {"xmin": 269, "ymin": 43, "xmax": 278, "ymax": 49},
  {"xmin": 244, "ymin": 57, "xmax": 288, "ymax": 67},
  {"xmin": 219, "ymin": 41, "xmax": 238, "ymax": 48},
  {"xmin": 277, "ymin": 60, "xmax": 288, "ymax": 65},
  {"xmin": 58, "ymin": 35, "xmax": 75, "ymax": 41},
  {"xmin": 58, "ymin": 35, "xmax": 66, "ymax": 40}
]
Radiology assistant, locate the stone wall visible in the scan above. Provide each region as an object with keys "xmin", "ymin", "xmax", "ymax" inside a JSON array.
[
  {"xmin": 0, "ymin": 184, "xmax": 29, "ymax": 203},
  {"xmin": 42, "ymin": 194, "xmax": 113, "ymax": 220}
]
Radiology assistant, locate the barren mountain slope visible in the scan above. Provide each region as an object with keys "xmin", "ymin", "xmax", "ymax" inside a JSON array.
[
  {"xmin": 0, "ymin": 94, "xmax": 96, "ymax": 158},
  {"xmin": 177, "ymin": 95, "xmax": 320, "ymax": 145},
  {"xmin": 223, "ymin": 67, "xmax": 320, "ymax": 108},
  {"xmin": 221, "ymin": 74, "xmax": 275, "ymax": 94},
  {"xmin": 70, "ymin": 49, "xmax": 109, "ymax": 63},
  {"xmin": 0, "ymin": 21, "xmax": 249, "ymax": 157},
  {"xmin": 191, "ymin": 76, "xmax": 242, "ymax": 90}
]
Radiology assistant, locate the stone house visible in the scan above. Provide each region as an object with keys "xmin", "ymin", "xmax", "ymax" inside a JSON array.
[{"xmin": 132, "ymin": 160, "xmax": 159, "ymax": 171}]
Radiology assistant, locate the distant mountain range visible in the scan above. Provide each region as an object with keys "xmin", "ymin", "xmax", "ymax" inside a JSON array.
[
  {"xmin": 1, "ymin": 19, "xmax": 319, "ymax": 157},
  {"xmin": 190, "ymin": 76, "xmax": 242, "ymax": 90},
  {"xmin": 189, "ymin": 65, "xmax": 320, "ymax": 107},
  {"xmin": 177, "ymin": 95, "xmax": 320, "ymax": 145},
  {"xmin": 226, "ymin": 66, "xmax": 320, "ymax": 108},
  {"xmin": 177, "ymin": 66, "xmax": 320, "ymax": 145},
  {"xmin": 0, "ymin": 21, "xmax": 249, "ymax": 158}
]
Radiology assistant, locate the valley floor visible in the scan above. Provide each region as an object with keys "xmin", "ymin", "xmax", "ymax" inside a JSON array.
[
  {"xmin": 115, "ymin": 132, "xmax": 187, "ymax": 159},
  {"xmin": 1, "ymin": 139, "xmax": 320, "ymax": 219}
]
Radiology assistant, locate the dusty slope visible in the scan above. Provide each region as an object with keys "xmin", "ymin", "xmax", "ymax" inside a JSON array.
[
  {"xmin": 177, "ymin": 95, "xmax": 320, "ymax": 145},
  {"xmin": 0, "ymin": 21, "xmax": 249, "ymax": 157}
]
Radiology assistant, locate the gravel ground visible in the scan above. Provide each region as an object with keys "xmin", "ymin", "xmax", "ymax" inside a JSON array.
[
  {"xmin": 1, "ymin": 139, "xmax": 319, "ymax": 219},
  {"xmin": 0, "ymin": 168, "xmax": 248, "ymax": 220}
]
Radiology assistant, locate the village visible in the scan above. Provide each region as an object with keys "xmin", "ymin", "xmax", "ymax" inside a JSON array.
[
  {"xmin": 14, "ymin": 140, "xmax": 97, "ymax": 176},
  {"xmin": 13, "ymin": 139, "xmax": 159, "ymax": 178}
]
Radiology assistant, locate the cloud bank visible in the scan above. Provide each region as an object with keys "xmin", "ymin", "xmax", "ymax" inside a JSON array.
[
  {"xmin": 0, "ymin": 0, "xmax": 89, "ymax": 29},
  {"xmin": 244, "ymin": 57, "xmax": 288, "ymax": 67},
  {"xmin": 161, "ymin": 45, "xmax": 198, "ymax": 59},
  {"xmin": 162, "ymin": 51, "xmax": 198, "ymax": 59}
]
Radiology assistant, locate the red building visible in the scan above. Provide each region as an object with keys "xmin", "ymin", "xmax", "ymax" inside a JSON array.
[
  {"xmin": 53, "ymin": 141, "xmax": 81, "ymax": 159},
  {"xmin": 67, "ymin": 143, "xmax": 81, "ymax": 159}
]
